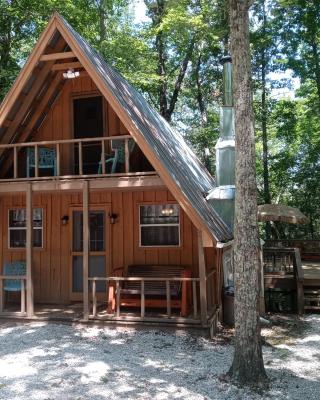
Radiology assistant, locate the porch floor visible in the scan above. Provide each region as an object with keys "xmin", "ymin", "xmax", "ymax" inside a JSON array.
[{"xmin": 0, "ymin": 302, "xmax": 204, "ymax": 326}]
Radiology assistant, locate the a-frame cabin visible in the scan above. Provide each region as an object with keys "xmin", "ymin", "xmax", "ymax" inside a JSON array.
[{"xmin": 0, "ymin": 13, "xmax": 233, "ymax": 333}]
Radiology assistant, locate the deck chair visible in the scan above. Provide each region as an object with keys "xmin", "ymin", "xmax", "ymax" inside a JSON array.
[
  {"xmin": 3, "ymin": 261, "xmax": 26, "ymax": 313},
  {"xmin": 27, "ymin": 147, "xmax": 57, "ymax": 177},
  {"xmin": 98, "ymin": 138, "xmax": 135, "ymax": 174}
]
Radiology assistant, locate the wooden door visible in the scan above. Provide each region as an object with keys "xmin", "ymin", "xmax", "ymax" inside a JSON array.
[{"xmin": 70, "ymin": 205, "xmax": 111, "ymax": 301}]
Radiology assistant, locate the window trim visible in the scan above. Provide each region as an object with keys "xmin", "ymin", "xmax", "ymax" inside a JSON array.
[
  {"xmin": 8, "ymin": 208, "xmax": 44, "ymax": 249},
  {"xmin": 139, "ymin": 203, "xmax": 181, "ymax": 248}
]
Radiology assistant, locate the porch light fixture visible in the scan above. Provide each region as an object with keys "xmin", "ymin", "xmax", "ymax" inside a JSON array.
[
  {"xmin": 63, "ymin": 69, "xmax": 80, "ymax": 79},
  {"xmin": 61, "ymin": 215, "xmax": 69, "ymax": 225},
  {"xmin": 108, "ymin": 212, "xmax": 118, "ymax": 225}
]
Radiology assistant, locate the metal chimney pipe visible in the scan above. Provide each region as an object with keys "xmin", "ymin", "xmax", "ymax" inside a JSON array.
[
  {"xmin": 206, "ymin": 56, "xmax": 235, "ymax": 230},
  {"xmin": 221, "ymin": 55, "xmax": 233, "ymax": 107}
]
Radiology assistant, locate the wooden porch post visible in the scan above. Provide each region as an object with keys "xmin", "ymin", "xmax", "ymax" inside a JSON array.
[
  {"xmin": 198, "ymin": 230, "xmax": 207, "ymax": 325},
  {"xmin": 83, "ymin": 180, "xmax": 90, "ymax": 320},
  {"xmin": 26, "ymin": 183, "xmax": 34, "ymax": 317}
]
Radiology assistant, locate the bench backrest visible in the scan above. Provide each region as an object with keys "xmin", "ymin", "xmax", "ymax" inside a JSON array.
[
  {"xmin": 3, "ymin": 261, "xmax": 26, "ymax": 291},
  {"xmin": 125, "ymin": 265, "xmax": 187, "ymax": 297}
]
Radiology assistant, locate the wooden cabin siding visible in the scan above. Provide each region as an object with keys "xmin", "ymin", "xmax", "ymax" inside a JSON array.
[
  {"xmin": 0, "ymin": 188, "xmax": 202, "ymax": 304},
  {"xmin": 34, "ymin": 76, "xmax": 129, "ymax": 143}
]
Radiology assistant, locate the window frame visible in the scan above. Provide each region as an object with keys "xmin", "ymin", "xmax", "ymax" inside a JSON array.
[
  {"xmin": 8, "ymin": 208, "xmax": 44, "ymax": 249},
  {"xmin": 139, "ymin": 203, "xmax": 181, "ymax": 248}
]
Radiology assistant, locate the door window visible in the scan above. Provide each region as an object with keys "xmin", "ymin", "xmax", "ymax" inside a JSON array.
[
  {"xmin": 72, "ymin": 210, "xmax": 106, "ymax": 293},
  {"xmin": 73, "ymin": 211, "xmax": 105, "ymax": 252}
]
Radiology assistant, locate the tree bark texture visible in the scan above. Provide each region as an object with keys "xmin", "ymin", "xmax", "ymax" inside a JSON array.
[
  {"xmin": 228, "ymin": 0, "xmax": 268, "ymax": 386},
  {"xmin": 195, "ymin": 54, "xmax": 207, "ymax": 126}
]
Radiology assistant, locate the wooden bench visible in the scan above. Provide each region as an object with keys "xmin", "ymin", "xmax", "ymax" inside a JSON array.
[{"xmin": 108, "ymin": 265, "xmax": 191, "ymax": 317}]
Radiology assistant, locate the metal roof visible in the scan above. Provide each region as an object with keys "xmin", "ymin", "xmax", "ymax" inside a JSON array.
[{"xmin": 60, "ymin": 16, "xmax": 233, "ymax": 242}]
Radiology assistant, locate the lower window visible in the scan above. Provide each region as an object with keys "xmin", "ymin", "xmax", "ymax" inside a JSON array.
[
  {"xmin": 8, "ymin": 208, "xmax": 43, "ymax": 248},
  {"xmin": 139, "ymin": 204, "xmax": 180, "ymax": 247}
]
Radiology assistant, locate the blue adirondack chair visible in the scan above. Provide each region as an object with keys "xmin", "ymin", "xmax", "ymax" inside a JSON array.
[
  {"xmin": 3, "ymin": 261, "xmax": 26, "ymax": 292},
  {"xmin": 2, "ymin": 261, "xmax": 26, "ymax": 313},
  {"xmin": 27, "ymin": 147, "xmax": 57, "ymax": 177},
  {"xmin": 98, "ymin": 139, "xmax": 135, "ymax": 174}
]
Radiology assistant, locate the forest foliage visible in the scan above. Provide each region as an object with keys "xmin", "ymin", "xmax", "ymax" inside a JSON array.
[{"xmin": 0, "ymin": 0, "xmax": 319, "ymax": 239}]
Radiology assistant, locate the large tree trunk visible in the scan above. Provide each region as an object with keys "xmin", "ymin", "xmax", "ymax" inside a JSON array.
[
  {"xmin": 152, "ymin": 0, "xmax": 168, "ymax": 119},
  {"xmin": 195, "ymin": 53, "xmax": 207, "ymax": 126},
  {"xmin": 99, "ymin": 0, "xmax": 107, "ymax": 43},
  {"xmin": 228, "ymin": 0, "xmax": 268, "ymax": 386}
]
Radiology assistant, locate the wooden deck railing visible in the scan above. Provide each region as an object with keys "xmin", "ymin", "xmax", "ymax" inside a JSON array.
[
  {"xmin": 263, "ymin": 247, "xmax": 304, "ymax": 314},
  {"xmin": 0, "ymin": 135, "xmax": 151, "ymax": 180},
  {"xmin": 0, "ymin": 275, "xmax": 27, "ymax": 313},
  {"xmin": 265, "ymin": 240, "xmax": 320, "ymax": 261}
]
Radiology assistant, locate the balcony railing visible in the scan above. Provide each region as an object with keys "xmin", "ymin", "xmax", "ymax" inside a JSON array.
[{"xmin": 0, "ymin": 135, "xmax": 154, "ymax": 180}]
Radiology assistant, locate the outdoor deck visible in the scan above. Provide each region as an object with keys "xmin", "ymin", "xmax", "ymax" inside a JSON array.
[
  {"xmin": 302, "ymin": 261, "xmax": 320, "ymax": 311},
  {"xmin": 302, "ymin": 261, "xmax": 320, "ymax": 283},
  {"xmin": 263, "ymin": 245, "xmax": 320, "ymax": 313}
]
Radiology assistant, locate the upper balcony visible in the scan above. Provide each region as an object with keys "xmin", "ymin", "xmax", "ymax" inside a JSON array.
[{"xmin": 0, "ymin": 135, "xmax": 156, "ymax": 184}]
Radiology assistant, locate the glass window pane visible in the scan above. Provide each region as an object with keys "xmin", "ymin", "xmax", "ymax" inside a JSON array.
[
  {"xmin": 73, "ymin": 211, "xmax": 105, "ymax": 252},
  {"xmin": 9, "ymin": 208, "xmax": 43, "ymax": 248},
  {"xmin": 73, "ymin": 211, "xmax": 83, "ymax": 252},
  {"xmin": 33, "ymin": 229, "xmax": 42, "ymax": 247},
  {"xmin": 89, "ymin": 255, "xmax": 106, "ymax": 292},
  {"xmin": 140, "ymin": 204, "xmax": 179, "ymax": 225},
  {"xmin": 72, "ymin": 255, "xmax": 83, "ymax": 292},
  {"xmin": 72, "ymin": 255, "xmax": 106, "ymax": 292},
  {"xmin": 33, "ymin": 208, "xmax": 43, "ymax": 227},
  {"xmin": 141, "ymin": 226, "xmax": 179, "ymax": 246},
  {"xmin": 9, "ymin": 209, "xmax": 26, "ymax": 228},
  {"xmin": 10, "ymin": 229, "xmax": 26, "ymax": 248},
  {"xmin": 90, "ymin": 212, "xmax": 105, "ymax": 252}
]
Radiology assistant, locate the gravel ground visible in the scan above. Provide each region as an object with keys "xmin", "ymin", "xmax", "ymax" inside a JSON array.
[{"xmin": 0, "ymin": 315, "xmax": 319, "ymax": 400}]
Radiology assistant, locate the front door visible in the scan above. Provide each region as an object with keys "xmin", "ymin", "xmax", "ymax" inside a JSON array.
[{"xmin": 70, "ymin": 206, "xmax": 110, "ymax": 301}]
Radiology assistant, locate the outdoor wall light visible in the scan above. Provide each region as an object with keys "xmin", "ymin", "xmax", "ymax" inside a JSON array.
[
  {"xmin": 61, "ymin": 215, "xmax": 69, "ymax": 225},
  {"xmin": 108, "ymin": 212, "xmax": 118, "ymax": 224}
]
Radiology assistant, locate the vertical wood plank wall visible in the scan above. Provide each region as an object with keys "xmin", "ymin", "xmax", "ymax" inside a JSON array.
[
  {"xmin": 34, "ymin": 75, "xmax": 129, "ymax": 144},
  {"xmin": 0, "ymin": 189, "xmax": 209, "ymax": 304}
]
